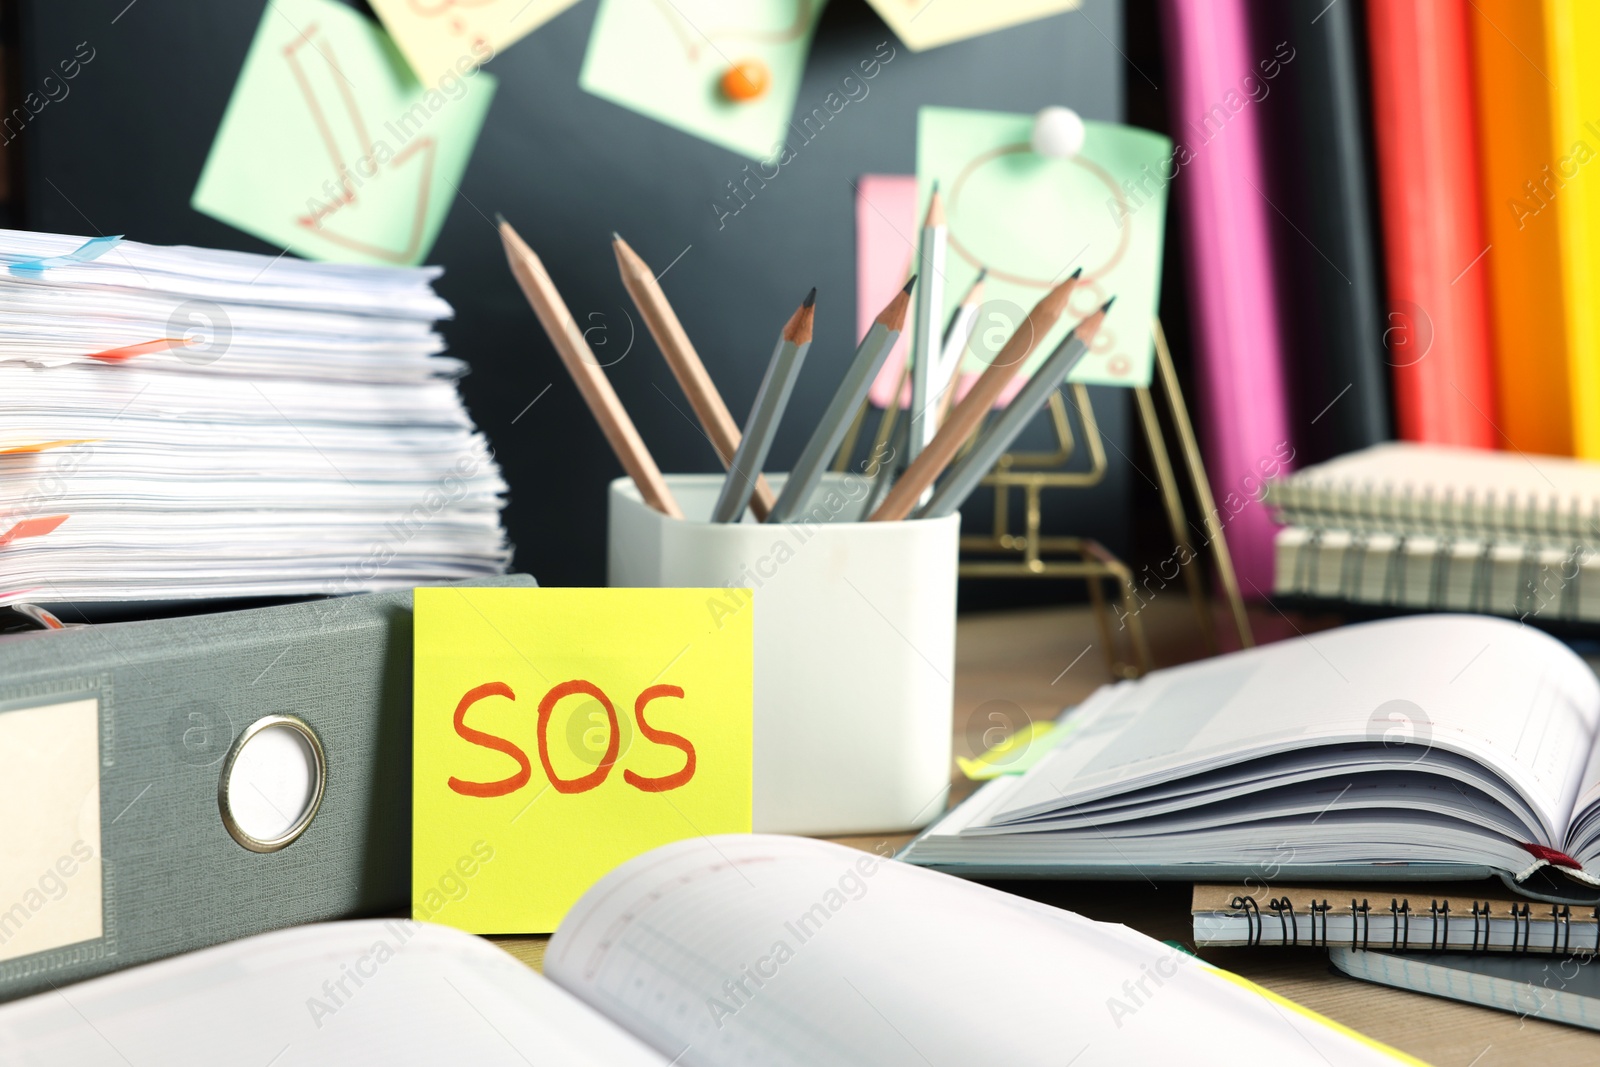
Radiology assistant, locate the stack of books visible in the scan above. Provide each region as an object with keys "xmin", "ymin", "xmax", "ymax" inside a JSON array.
[{"xmin": 0, "ymin": 230, "xmax": 509, "ymax": 605}]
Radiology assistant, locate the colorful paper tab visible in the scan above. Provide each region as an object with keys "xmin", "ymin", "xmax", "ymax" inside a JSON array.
[
  {"xmin": 88, "ymin": 338, "xmax": 190, "ymax": 363},
  {"xmin": 8, "ymin": 236, "xmax": 122, "ymax": 274},
  {"xmin": 917, "ymin": 107, "xmax": 1170, "ymax": 390},
  {"xmin": 0, "ymin": 440, "xmax": 95, "ymax": 456},
  {"xmin": 367, "ymin": 0, "xmax": 578, "ymax": 82},
  {"xmin": 579, "ymin": 0, "xmax": 828, "ymax": 160},
  {"xmin": 412, "ymin": 587, "xmax": 754, "ymax": 933},
  {"xmin": 192, "ymin": 0, "xmax": 496, "ymax": 266},
  {"xmin": 863, "ymin": 0, "xmax": 1082, "ymax": 52},
  {"xmin": 0, "ymin": 515, "xmax": 69, "ymax": 547},
  {"xmin": 955, "ymin": 717, "xmax": 1077, "ymax": 780}
]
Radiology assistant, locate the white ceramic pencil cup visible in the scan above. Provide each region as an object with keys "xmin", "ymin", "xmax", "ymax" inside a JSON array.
[{"xmin": 608, "ymin": 473, "xmax": 958, "ymax": 836}]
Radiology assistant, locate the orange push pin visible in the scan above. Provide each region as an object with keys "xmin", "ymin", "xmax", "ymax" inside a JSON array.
[{"xmin": 720, "ymin": 59, "xmax": 770, "ymax": 102}]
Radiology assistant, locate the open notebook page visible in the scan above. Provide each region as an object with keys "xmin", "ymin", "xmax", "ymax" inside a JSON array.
[
  {"xmin": 544, "ymin": 835, "xmax": 1409, "ymax": 1066},
  {"xmin": 0, "ymin": 920, "xmax": 666, "ymax": 1066},
  {"xmin": 984, "ymin": 616, "xmax": 1600, "ymax": 847}
]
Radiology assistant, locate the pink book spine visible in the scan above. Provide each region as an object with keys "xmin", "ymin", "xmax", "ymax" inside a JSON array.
[{"xmin": 1160, "ymin": 0, "xmax": 1293, "ymax": 596}]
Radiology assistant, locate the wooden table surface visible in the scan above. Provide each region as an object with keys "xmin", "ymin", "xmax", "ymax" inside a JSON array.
[{"xmin": 494, "ymin": 599, "xmax": 1600, "ymax": 1065}]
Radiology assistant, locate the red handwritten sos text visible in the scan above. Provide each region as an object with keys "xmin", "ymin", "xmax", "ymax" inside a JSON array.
[{"xmin": 447, "ymin": 680, "xmax": 696, "ymax": 797}]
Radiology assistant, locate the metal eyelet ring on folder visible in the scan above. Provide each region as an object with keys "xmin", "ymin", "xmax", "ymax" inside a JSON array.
[{"xmin": 217, "ymin": 715, "xmax": 326, "ymax": 853}]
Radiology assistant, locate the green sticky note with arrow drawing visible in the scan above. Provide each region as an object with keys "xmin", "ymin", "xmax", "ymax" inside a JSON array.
[
  {"xmin": 192, "ymin": 0, "xmax": 495, "ymax": 266},
  {"xmin": 917, "ymin": 106, "xmax": 1171, "ymax": 389}
]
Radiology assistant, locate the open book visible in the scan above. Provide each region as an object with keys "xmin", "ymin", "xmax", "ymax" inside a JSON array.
[
  {"xmin": 902, "ymin": 615, "xmax": 1600, "ymax": 903},
  {"xmin": 0, "ymin": 836, "xmax": 1409, "ymax": 1065}
]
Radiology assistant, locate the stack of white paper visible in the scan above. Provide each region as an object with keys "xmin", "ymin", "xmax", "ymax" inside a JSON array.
[{"xmin": 0, "ymin": 230, "xmax": 510, "ymax": 604}]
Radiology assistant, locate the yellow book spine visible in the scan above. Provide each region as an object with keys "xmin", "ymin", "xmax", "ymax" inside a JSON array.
[{"xmin": 1546, "ymin": 0, "xmax": 1600, "ymax": 457}]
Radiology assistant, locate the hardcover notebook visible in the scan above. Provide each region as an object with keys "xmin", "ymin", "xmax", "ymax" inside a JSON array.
[
  {"xmin": 0, "ymin": 835, "xmax": 1414, "ymax": 1065},
  {"xmin": 901, "ymin": 614, "xmax": 1600, "ymax": 904}
]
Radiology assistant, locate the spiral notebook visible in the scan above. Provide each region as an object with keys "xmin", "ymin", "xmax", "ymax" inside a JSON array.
[
  {"xmin": 1192, "ymin": 883, "xmax": 1600, "ymax": 954},
  {"xmin": 1267, "ymin": 442, "xmax": 1600, "ymax": 622},
  {"xmin": 1328, "ymin": 947, "xmax": 1600, "ymax": 1033}
]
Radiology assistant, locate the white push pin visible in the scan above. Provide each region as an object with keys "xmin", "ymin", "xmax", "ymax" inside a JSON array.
[{"xmin": 1031, "ymin": 105, "xmax": 1086, "ymax": 159}]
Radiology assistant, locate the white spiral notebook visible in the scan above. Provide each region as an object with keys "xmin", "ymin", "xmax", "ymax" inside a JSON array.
[{"xmin": 1267, "ymin": 443, "xmax": 1600, "ymax": 622}]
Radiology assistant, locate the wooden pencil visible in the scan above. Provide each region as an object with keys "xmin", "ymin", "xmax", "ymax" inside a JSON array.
[
  {"xmin": 935, "ymin": 268, "xmax": 986, "ymax": 424},
  {"xmin": 869, "ymin": 268, "xmax": 1082, "ymax": 522},
  {"xmin": 919, "ymin": 299, "xmax": 1111, "ymax": 519},
  {"xmin": 498, "ymin": 218, "xmax": 682, "ymax": 518},
  {"xmin": 612, "ymin": 234, "xmax": 777, "ymax": 519},
  {"xmin": 769, "ymin": 275, "xmax": 915, "ymax": 523},
  {"xmin": 713, "ymin": 289, "xmax": 817, "ymax": 523}
]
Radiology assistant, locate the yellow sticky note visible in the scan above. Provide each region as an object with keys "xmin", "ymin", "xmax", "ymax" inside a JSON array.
[
  {"xmin": 412, "ymin": 587, "xmax": 753, "ymax": 933},
  {"xmin": 367, "ymin": 0, "xmax": 580, "ymax": 82},
  {"xmin": 864, "ymin": 0, "xmax": 1082, "ymax": 52}
]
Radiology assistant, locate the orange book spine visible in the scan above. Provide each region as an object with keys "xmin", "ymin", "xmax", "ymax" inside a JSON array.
[{"xmin": 1471, "ymin": 0, "xmax": 1572, "ymax": 456}]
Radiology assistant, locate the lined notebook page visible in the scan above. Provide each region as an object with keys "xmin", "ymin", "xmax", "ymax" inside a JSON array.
[
  {"xmin": 983, "ymin": 615, "xmax": 1599, "ymax": 847},
  {"xmin": 0, "ymin": 921, "xmax": 666, "ymax": 1066},
  {"xmin": 544, "ymin": 835, "xmax": 1405, "ymax": 1066}
]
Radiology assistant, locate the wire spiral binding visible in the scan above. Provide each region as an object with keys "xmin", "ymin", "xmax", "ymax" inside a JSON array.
[
  {"xmin": 1267, "ymin": 475, "xmax": 1600, "ymax": 545},
  {"xmin": 1230, "ymin": 895, "xmax": 1262, "ymax": 946},
  {"xmin": 1224, "ymin": 896, "xmax": 1600, "ymax": 953},
  {"xmin": 1283, "ymin": 525, "xmax": 1592, "ymax": 616}
]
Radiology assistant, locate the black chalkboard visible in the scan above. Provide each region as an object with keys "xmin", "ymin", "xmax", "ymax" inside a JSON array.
[{"xmin": 13, "ymin": 0, "xmax": 1129, "ymax": 590}]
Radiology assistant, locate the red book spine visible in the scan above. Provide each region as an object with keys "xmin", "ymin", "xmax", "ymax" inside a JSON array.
[{"xmin": 1366, "ymin": 0, "xmax": 1497, "ymax": 446}]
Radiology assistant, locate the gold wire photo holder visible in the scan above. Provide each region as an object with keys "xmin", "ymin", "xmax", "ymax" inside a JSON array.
[{"xmin": 845, "ymin": 318, "xmax": 1252, "ymax": 679}]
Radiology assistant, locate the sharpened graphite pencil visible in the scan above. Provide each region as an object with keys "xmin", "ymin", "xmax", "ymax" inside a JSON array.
[
  {"xmin": 768, "ymin": 276, "xmax": 915, "ymax": 523},
  {"xmin": 907, "ymin": 186, "xmax": 946, "ymax": 469},
  {"xmin": 918, "ymin": 299, "xmax": 1112, "ymax": 519},
  {"xmin": 869, "ymin": 268, "xmax": 1082, "ymax": 522},
  {"xmin": 712, "ymin": 290, "xmax": 816, "ymax": 523}
]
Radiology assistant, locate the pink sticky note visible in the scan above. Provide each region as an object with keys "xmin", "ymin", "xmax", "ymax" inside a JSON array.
[{"xmin": 856, "ymin": 175, "xmax": 918, "ymax": 409}]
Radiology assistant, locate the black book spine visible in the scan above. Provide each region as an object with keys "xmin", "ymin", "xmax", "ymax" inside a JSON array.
[{"xmin": 1252, "ymin": 0, "xmax": 1393, "ymax": 464}]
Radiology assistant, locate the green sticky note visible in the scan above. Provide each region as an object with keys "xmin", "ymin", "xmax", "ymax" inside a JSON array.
[
  {"xmin": 193, "ymin": 0, "xmax": 495, "ymax": 266},
  {"xmin": 579, "ymin": 0, "xmax": 828, "ymax": 161},
  {"xmin": 917, "ymin": 107, "xmax": 1171, "ymax": 388},
  {"xmin": 413, "ymin": 587, "xmax": 753, "ymax": 933}
]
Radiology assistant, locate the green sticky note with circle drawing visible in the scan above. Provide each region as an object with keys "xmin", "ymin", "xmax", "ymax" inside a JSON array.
[
  {"xmin": 917, "ymin": 106, "xmax": 1171, "ymax": 391},
  {"xmin": 192, "ymin": 0, "xmax": 495, "ymax": 266},
  {"xmin": 580, "ymin": 0, "xmax": 829, "ymax": 161}
]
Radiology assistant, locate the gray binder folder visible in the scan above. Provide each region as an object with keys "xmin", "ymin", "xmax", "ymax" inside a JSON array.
[{"xmin": 0, "ymin": 575, "xmax": 535, "ymax": 1001}]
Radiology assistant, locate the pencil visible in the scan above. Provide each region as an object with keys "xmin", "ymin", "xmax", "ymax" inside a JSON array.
[
  {"xmin": 612, "ymin": 234, "xmax": 778, "ymax": 520},
  {"xmin": 869, "ymin": 268, "xmax": 1083, "ymax": 522},
  {"xmin": 863, "ymin": 406, "xmax": 909, "ymax": 515},
  {"xmin": 907, "ymin": 185, "xmax": 946, "ymax": 468},
  {"xmin": 499, "ymin": 218, "xmax": 682, "ymax": 518},
  {"xmin": 768, "ymin": 275, "xmax": 915, "ymax": 523},
  {"xmin": 919, "ymin": 299, "xmax": 1111, "ymax": 519},
  {"xmin": 712, "ymin": 289, "xmax": 816, "ymax": 523},
  {"xmin": 935, "ymin": 268, "xmax": 987, "ymax": 424}
]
